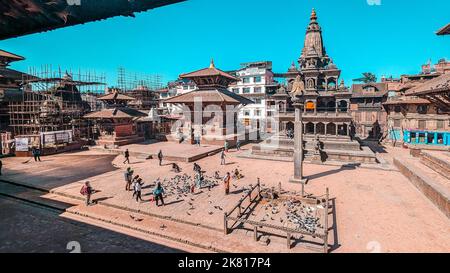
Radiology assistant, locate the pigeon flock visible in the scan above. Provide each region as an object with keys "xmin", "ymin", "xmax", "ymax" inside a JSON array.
[
  {"xmin": 257, "ymin": 198, "xmax": 324, "ymax": 235},
  {"xmin": 152, "ymin": 173, "xmax": 220, "ymax": 199}
]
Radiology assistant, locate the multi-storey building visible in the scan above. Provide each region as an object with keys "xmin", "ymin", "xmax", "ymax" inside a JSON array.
[
  {"xmin": 350, "ymin": 82, "xmax": 388, "ymax": 140},
  {"xmin": 383, "ymin": 60, "xmax": 450, "ymax": 148},
  {"xmin": 158, "ymin": 78, "xmax": 196, "ymax": 114},
  {"xmin": 228, "ymin": 61, "xmax": 277, "ymax": 131}
]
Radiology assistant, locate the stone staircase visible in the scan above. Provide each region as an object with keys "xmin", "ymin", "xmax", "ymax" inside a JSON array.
[
  {"xmin": 251, "ymin": 135, "xmax": 377, "ymax": 164},
  {"xmin": 394, "ymin": 150, "xmax": 450, "ymax": 219},
  {"xmin": 420, "ymin": 151, "xmax": 450, "ymax": 180}
]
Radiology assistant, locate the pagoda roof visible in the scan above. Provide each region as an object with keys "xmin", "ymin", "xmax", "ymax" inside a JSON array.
[
  {"xmin": 405, "ymin": 73, "xmax": 450, "ymax": 96},
  {"xmin": 98, "ymin": 92, "xmax": 135, "ymax": 101},
  {"xmin": 180, "ymin": 60, "xmax": 238, "ymax": 82},
  {"xmin": 84, "ymin": 107, "xmax": 147, "ymax": 119},
  {"xmin": 0, "ymin": 49, "xmax": 25, "ymax": 61},
  {"xmin": 164, "ymin": 88, "xmax": 253, "ymax": 105},
  {"xmin": 437, "ymin": 23, "xmax": 450, "ymax": 35}
]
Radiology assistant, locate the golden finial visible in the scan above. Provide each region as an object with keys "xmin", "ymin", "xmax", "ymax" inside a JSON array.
[
  {"xmin": 209, "ymin": 58, "xmax": 215, "ymax": 69},
  {"xmin": 310, "ymin": 8, "xmax": 317, "ymax": 21}
]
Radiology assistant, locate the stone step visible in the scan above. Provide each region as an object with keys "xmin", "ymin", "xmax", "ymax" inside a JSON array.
[
  {"xmin": 394, "ymin": 156, "xmax": 450, "ymax": 219},
  {"xmin": 46, "ymin": 194, "xmax": 307, "ymax": 253},
  {"xmin": 420, "ymin": 151, "xmax": 450, "ymax": 180}
]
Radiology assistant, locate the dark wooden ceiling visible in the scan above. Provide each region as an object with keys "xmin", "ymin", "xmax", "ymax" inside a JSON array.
[{"xmin": 0, "ymin": 0, "xmax": 186, "ymax": 40}]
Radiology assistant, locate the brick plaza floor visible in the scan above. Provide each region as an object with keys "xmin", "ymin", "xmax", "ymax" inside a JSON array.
[{"xmin": 2, "ymin": 144, "xmax": 450, "ymax": 252}]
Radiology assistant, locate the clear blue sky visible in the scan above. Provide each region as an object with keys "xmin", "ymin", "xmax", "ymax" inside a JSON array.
[{"xmin": 0, "ymin": 0, "xmax": 448, "ymax": 86}]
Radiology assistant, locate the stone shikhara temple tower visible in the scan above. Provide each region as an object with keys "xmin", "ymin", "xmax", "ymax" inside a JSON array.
[
  {"xmin": 254, "ymin": 9, "xmax": 377, "ymax": 164},
  {"xmin": 284, "ymin": 8, "xmax": 352, "ymax": 137}
]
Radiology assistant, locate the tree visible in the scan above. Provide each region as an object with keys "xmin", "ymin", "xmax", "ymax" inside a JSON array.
[{"xmin": 353, "ymin": 72, "xmax": 377, "ymax": 83}]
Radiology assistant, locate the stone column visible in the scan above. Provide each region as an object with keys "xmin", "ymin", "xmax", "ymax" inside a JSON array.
[{"xmin": 290, "ymin": 101, "xmax": 308, "ymax": 186}]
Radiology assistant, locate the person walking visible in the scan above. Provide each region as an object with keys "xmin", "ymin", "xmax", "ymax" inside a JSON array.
[
  {"xmin": 123, "ymin": 149, "xmax": 130, "ymax": 164},
  {"xmin": 153, "ymin": 182, "xmax": 165, "ymax": 207},
  {"xmin": 124, "ymin": 167, "xmax": 132, "ymax": 191},
  {"xmin": 236, "ymin": 139, "xmax": 241, "ymax": 151},
  {"xmin": 32, "ymin": 147, "xmax": 41, "ymax": 162},
  {"xmin": 195, "ymin": 135, "xmax": 201, "ymax": 147},
  {"xmin": 224, "ymin": 140, "xmax": 229, "ymax": 152},
  {"xmin": 157, "ymin": 150, "xmax": 163, "ymax": 166},
  {"xmin": 220, "ymin": 149, "xmax": 226, "ymax": 165},
  {"xmin": 223, "ymin": 172, "xmax": 231, "ymax": 195},
  {"xmin": 80, "ymin": 181, "xmax": 93, "ymax": 206},
  {"xmin": 132, "ymin": 178, "xmax": 143, "ymax": 202}
]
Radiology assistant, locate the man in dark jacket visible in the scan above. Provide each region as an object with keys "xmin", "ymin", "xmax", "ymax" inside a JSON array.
[
  {"xmin": 157, "ymin": 150, "xmax": 163, "ymax": 166},
  {"xmin": 32, "ymin": 147, "xmax": 41, "ymax": 162},
  {"xmin": 123, "ymin": 149, "xmax": 130, "ymax": 164}
]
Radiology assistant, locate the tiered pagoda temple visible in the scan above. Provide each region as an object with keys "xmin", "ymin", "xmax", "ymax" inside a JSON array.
[
  {"xmin": 164, "ymin": 60, "xmax": 253, "ymax": 146},
  {"xmin": 84, "ymin": 91, "xmax": 149, "ymax": 147}
]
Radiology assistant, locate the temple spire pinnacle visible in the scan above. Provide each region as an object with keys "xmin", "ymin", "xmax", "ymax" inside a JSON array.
[
  {"xmin": 310, "ymin": 8, "xmax": 317, "ymax": 21},
  {"xmin": 209, "ymin": 58, "xmax": 215, "ymax": 69}
]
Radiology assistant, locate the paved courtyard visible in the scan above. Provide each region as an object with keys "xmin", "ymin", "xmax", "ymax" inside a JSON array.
[
  {"xmin": 1, "ymin": 143, "xmax": 450, "ymax": 252},
  {"xmin": 0, "ymin": 196, "xmax": 182, "ymax": 253},
  {"xmin": 99, "ymin": 140, "xmax": 223, "ymax": 162}
]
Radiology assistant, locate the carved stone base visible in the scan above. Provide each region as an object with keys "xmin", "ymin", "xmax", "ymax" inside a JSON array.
[{"xmin": 289, "ymin": 177, "xmax": 308, "ymax": 184}]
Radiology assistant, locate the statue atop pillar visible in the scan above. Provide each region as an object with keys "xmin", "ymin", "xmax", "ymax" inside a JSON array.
[{"xmin": 289, "ymin": 75, "xmax": 305, "ymax": 98}]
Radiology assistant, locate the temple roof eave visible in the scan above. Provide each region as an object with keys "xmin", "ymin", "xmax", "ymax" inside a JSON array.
[{"xmin": 164, "ymin": 89, "xmax": 253, "ymax": 106}]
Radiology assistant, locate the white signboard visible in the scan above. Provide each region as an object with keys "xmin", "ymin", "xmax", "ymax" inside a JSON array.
[
  {"xmin": 41, "ymin": 130, "xmax": 73, "ymax": 146},
  {"xmin": 15, "ymin": 138, "xmax": 29, "ymax": 152}
]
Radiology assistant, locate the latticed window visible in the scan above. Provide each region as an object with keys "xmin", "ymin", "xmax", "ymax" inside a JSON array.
[
  {"xmin": 417, "ymin": 105, "xmax": 428, "ymax": 114},
  {"xmin": 418, "ymin": 120, "xmax": 426, "ymax": 130}
]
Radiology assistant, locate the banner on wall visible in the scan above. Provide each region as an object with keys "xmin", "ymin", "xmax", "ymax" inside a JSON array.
[
  {"xmin": 15, "ymin": 138, "xmax": 29, "ymax": 152},
  {"xmin": 41, "ymin": 130, "xmax": 73, "ymax": 146}
]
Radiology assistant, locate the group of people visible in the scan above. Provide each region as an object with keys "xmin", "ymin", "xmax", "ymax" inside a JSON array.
[
  {"xmin": 94, "ymin": 140, "xmax": 245, "ymax": 208},
  {"xmin": 124, "ymin": 167, "xmax": 165, "ymax": 205},
  {"xmin": 122, "ymin": 149, "xmax": 164, "ymax": 167},
  {"xmin": 124, "ymin": 167, "xmax": 144, "ymax": 202}
]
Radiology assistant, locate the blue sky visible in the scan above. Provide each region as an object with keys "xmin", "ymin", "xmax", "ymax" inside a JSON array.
[{"xmin": 0, "ymin": 0, "xmax": 448, "ymax": 86}]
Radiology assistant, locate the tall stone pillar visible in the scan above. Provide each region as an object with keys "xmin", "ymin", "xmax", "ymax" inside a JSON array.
[{"xmin": 290, "ymin": 101, "xmax": 308, "ymax": 186}]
